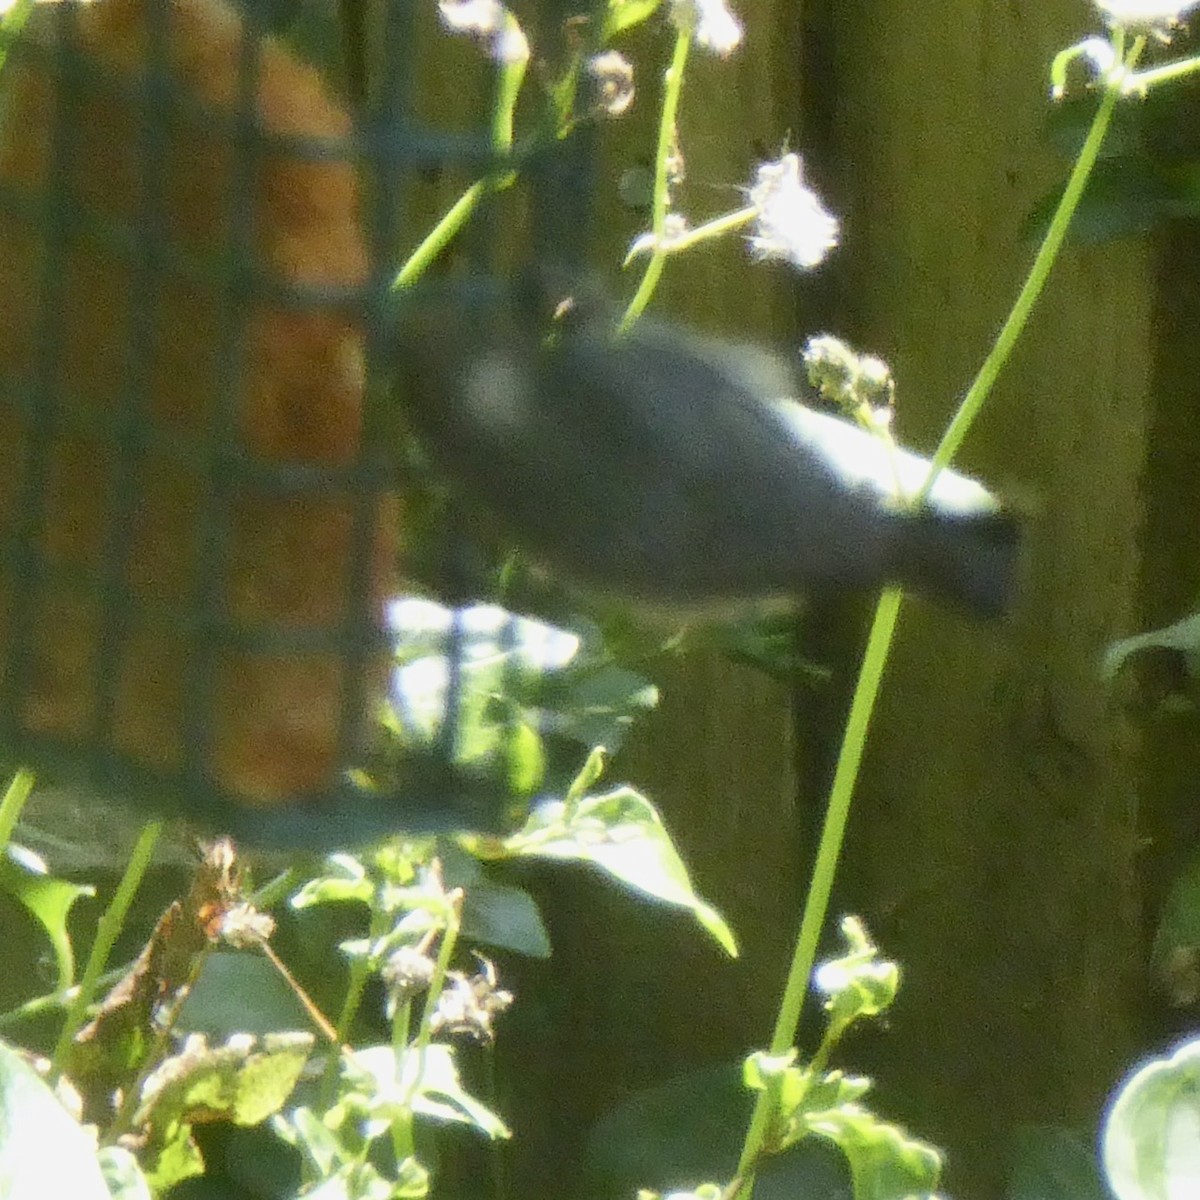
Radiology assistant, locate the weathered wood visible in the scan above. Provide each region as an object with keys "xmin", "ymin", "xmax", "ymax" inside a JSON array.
[{"xmin": 815, "ymin": 1, "xmax": 1148, "ymax": 1193}]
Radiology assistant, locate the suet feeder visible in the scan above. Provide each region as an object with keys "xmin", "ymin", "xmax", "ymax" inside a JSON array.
[{"xmin": 0, "ymin": 0, "xmax": 518, "ymax": 845}]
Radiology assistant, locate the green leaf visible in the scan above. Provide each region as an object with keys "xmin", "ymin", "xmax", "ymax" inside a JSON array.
[
  {"xmin": 136, "ymin": 1031, "xmax": 315, "ymax": 1192},
  {"xmin": 604, "ymin": 0, "xmax": 663, "ymax": 38},
  {"xmin": 299, "ymin": 1160, "xmax": 411, "ymax": 1200},
  {"xmin": 1025, "ymin": 157, "xmax": 1198, "ymax": 245},
  {"xmin": 743, "ymin": 1052, "xmax": 871, "ymax": 1135},
  {"xmin": 503, "ymin": 786, "xmax": 738, "ymax": 957},
  {"xmin": 533, "ymin": 657, "xmax": 659, "ymax": 756},
  {"xmin": 803, "ymin": 1105, "xmax": 942, "ymax": 1200},
  {"xmin": 0, "ymin": 771, "xmax": 34, "ymax": 853},
  {"xmin": 0, "ymin": 850, "xmax": 93, "ymax": 990},
  {"xmin": 461, "ymin": 880, "xmax": 551, "ymax": 958},
  {"xmin": 139, "ymin": 1031, "xmax": 315, "ymax": 1128},
  {"xmin": 0, "ymin": 1039, "xmax": 110, "ymax": 1200},
  {"xmin": 291, "ymin": 854, "xmax": 375, "ymax": 909},
  {"xmin": 348, "ymin": 1044, "xmax": 510, "ymax": 1140},
  {"xmin": 391, "ymin": 1156, "xmax": 431, "ymax": 1198},
  {"xmin": 813, "ymin": 916, "xmax": 900, "ymax": 1030},
  {"xmin": 740, "ymin": 1051, "xmax": 939, "ymax": 1199},
  {"xmin": 382, "ymin": 600, "xmax": 657, "ymax": 806},
  {"xmin": 504, "ymin": 720, "xmax": 545, "ymax": 797},
  {"xmin": 1103, "ymin": 1038, "xmax": 1200, "ymax": 1200},
  {"xmin": 1008, "ymin": 1126, "xmax": 1109, "ymax": 1200},
  {"xmin": 275, "ymin": 1104, "xmax": 342, "ymax": 1177}
]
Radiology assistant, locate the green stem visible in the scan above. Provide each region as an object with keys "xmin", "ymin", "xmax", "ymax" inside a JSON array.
[
  {"xmin": 916, "ymin": 33, "xmax": 1139, "ymax": 501},
  {"xmin": 619, "ymin": 27, "xmax": 692, "ymax": 330},
  {"xmin": 392, "ymin": 34, "xmax": 527, "ymax": 291},
  {"xmin": 0, "ymin": 963, "xmax": 127, "ymax": 1032},
  {"xmin": 1121, "ymin": 49, "xmax": 1200, "ymax": 93},
  {"xmin": 49, "ymin": 820, "xmax": 161, "ymax": 1081},
  {"xmin": 624, "ymin": 206, "xmax": 757, "ymax": 266},
  {"xmin": 382, "ymin": 893, "xmax": 462, "ymax": 1171},
  {"xmin": 735, "ymin": 589, "xmax": 903, "ymax": 1177},
  {"xmin": 734, "ymin": 33, "xmax": 1143, "ymax": 1196},
  {"xmin": 393, "ymin": 179, "xmax": 493, "ymax": 290}
]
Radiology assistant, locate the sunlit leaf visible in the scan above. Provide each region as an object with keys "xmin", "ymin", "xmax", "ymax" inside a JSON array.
[
  {"xmin": 503, "ymin": 786, "xmax": 737, "ymax": 956},
  {"xmin": 0, "ymin": 1039, "xmax": 109, "ymax": 1200},
  {"xmin": 348, "ymin": 1044, "xmax": 511, "ymax": 1140},
  {"xmin": 804, "ymin": 1105, "xmax": 942, "ymax": 1200},
  {"xmin": 1103, "ymin": 1038, "xmax": 1200, "ymax": 1200},
  {"xmin": 1102, "ymin": 610, "xmax": 1200, "ymax": 682}
]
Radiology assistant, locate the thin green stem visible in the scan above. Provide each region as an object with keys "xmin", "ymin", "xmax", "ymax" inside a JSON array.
[
  {"xmin": 49, "ymin": 820, "xmax": 161, "ymax": 1081},
  {"xmin": 619, "ymin": 28, "xmax": 691, "ymax": 330},
  {"xmin": 490, "ymin": 20, "xmax": 526, "ymax": 151},
  {"xmin": 1122, "ymin": 50, "xmax": 1200, "ymax": 93},
  {"xmin": 735, "ymin": 35, "xmax": 1145, "ymax": 1196},
  {"xmin": 383, "ymin": 894, "xmax": 461, "ymax": 1172},
  {"xmin": 392, "ymin": 38, "xmax": 527, "ymax": 292},
  {"xmin": 917, "ymin": 33, "xmax": 1142, "ymax": 500},
  {"xmin": 0, "ymin": 963, "xmax": 127, "ymax": 1032},
  {"xmin": 393, "ymin": 179, "xmax": 493, "ymax": 290},
  {"xmin": 735, "ymin": 590, "xmax": 902, "ymax": 1177},
  {"xmin": 624, "ymin": 206, "xmax": 757, "ymax": 266},
  {"xmin": 249, "ymin": 867, "xmax": 300, "ymax": 911}
]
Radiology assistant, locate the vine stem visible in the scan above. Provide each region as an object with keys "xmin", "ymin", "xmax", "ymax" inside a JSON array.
[{"xmin": 734, "ymin": 32, "xmax": 1142, "ymax": 1193}]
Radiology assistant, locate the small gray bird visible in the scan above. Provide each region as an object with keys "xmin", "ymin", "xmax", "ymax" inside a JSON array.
[{"xmin": 396, "ymin": 286, "xmax": 1021, "ymax": 619}]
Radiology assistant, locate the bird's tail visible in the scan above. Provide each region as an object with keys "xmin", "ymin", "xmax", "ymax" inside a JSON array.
[{"xmin": 891, "ymin": 506, "xmax": 1023, "ymax": 619}]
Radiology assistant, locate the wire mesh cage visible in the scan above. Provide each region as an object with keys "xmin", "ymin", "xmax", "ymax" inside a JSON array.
[{"xmin": 0, "ymin": 0, "xmax": 536, "ymax": 846}]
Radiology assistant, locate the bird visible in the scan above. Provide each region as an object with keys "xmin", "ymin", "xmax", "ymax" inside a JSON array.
[
  {"xmin": 396, "ymin": 283, "xmax": 1022, "ymax": 621},
  {"xmin": 0, "ymin": 0, "xmax": 401, "ymax": 814}
]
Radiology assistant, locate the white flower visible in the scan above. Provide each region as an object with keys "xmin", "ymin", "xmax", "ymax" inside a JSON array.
[
  {"xmin": 1093, "ymin": 0, "xmax": 1200, "ymax": 27},
  {"xmin": 670, "ymin": 0, "xmax": 743, "ymax": 57},
  {"xmin": 438, "ymin": 0, "xmax": 529, "ymax": 64},
  {"xmin": 747, "ymin": 154, "xmax": 839, "ymax": 270}
]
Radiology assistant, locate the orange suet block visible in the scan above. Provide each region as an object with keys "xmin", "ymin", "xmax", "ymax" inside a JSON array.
[{"xmin": 0, "ymin": 0, "xmax": 400, "ymax": 809}]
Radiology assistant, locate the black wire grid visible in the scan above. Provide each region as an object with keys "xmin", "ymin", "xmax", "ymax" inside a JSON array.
[{"xmin": 0, "ymin": 0, "xmax": 523, "ymax": 844}]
